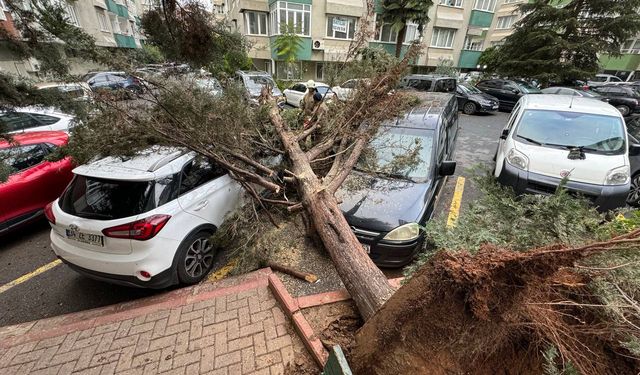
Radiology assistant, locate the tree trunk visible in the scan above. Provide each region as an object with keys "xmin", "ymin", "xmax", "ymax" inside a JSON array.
[
  {"xmin": 268, "ymin": 105, "xmax": 395, "ymax": 321},
  {"xmin": 395, "ymin": 25, "xmax": 407, "ymax": 58}
]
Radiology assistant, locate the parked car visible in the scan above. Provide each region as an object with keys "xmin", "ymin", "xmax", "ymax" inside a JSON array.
[
  {"xmin": 624, "ymin": 115, "xmax": 640, "ymax": 206},
  {"xmin": 0, "ymin": 131, "xmax": 74, "ymax": 235},
  {"xmin": 332, "ymin": 79, "xmax": 370, "ymax": 101},
  {"xmin": 476, "ymin": 79, "xmax": 542, "ymax": 112},
  {"xmin": 337, "ymin": 92, "xmax": 459, "ymax": 267},
  {"xmin": 47, "ymin": 147, "xmax": 245, "ymax": 288},
  {"xmin": 235, "ymin": 70, "xmax": 282, "ymax": 105},
  {"xmin": 282, "ymin": 82, "xmax": 334, "ymax": 107},
  {"xmin": 455, "ymin": 83, "xmax": 499, "ymax": 114},
  {"xmin": 588, "ymin": 73, "xmax": 623, "ymax": 88},
  {"xmin": 0, "ymin": 108, "xmax": 76, "ymax": 133},
  {"xmin": 399, "ymin": 74, "xmax": 457, "ymax": 93},
  {"xmin": 494, "ymin": 95, "xmax": 633, "ymax": 211},
  {"xmin": 541, "ymin": 86, "xmax": 607, "ymax": 102},
  {"xmin": 591, "ymin": 85, "xmax": 640, "ymax": 116},
  {"xmin": 35, "ymin": 82, "xmax": 93, "ymax": 102},
  {"xmin": 194, "ymin": 77, "xmax": 223, "ymax": 96},
  {"xmin": 82, "ymin": 71, "xmax": 144, "ymax": 95}
]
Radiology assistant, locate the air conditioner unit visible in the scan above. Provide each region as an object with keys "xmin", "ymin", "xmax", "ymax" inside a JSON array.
[{"xmin": 312, "ymin": 39, "xmax": 324, "ymax": 50}]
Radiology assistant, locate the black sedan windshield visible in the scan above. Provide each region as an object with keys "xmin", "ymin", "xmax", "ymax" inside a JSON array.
[
  {"xmin": 357, "ymin": 128, "xmax": 435, "ymax": 181},
  {"xmin": 516, "ymin": 110, "xmax": 625, "ymax": 153},
  {"xmin": 458, "ymin": 83, "xmax": 482, "ymax": 94}
]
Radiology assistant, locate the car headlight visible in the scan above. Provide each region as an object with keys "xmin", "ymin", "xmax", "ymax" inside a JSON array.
[
  {"xmin": 478, "ymin": 99, "xmax": 491, "ymax": 106},
  {"xmin": 382, "ymin": 223, "xmax": 421, "ymax": 242},
  {"xmin": 605, "ymin": 165, "xmax": 630, "ymax": 185},
  {"xmin": 506, "ymin": 148, "xmax": 529, "ymax": 170}
]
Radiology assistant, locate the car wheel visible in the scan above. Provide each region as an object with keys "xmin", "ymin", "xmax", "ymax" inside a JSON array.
[
  {"xmin": 176, "ymin": 230, "xmax": 216, "ymax": 285},
  {"xmin": 627, "ymin": 174, "xmax": 640, "ymax": 207},
  {"xmin": 463, "ymin": 102, "xmax": 477, "ymax": 115},
  {"xmin": 616, "ymin": 105, "xmax": 631, "ymax": 116}
]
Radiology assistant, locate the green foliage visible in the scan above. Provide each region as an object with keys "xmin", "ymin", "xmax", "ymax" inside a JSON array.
[
  {"xmin": 542, "ymin": 345, "xmax": 578, "ymax": 375},
  {"xmin": 477, "ymin": 46, "xmax": 501, "ymax": 75},
  {"xmin": 272, "ymin": 23, "xmax": 303, "ymax": 63},
  {"xmin": 380, "ymin": 0, "xmax": 434, "ymax": 57},
  {"xmin": 140, "ymin": 1, "xmax": 250, "ymax": 73},
  {"xmin": 489, "ymin": 0, "xmax": 640, "ymax": 83},
  {"xmin": 433, "ymin": 58, "xmax": 459, "ymax": 78},
  {"xmin": 324, "ymin": 47, "xmax": 403, "ymax": 86},
  {"xmin": 129, "ymin": 43, "xmax": 165, "ymax": 65}
]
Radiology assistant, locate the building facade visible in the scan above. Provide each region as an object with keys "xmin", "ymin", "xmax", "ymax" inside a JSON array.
[
  {"xmin": 226, "ymin": 0, "xmax": 527, "ymax": 80},
  {"xmin": 0, "ymin": 0, "xmax": 147, "ymax": 77}
]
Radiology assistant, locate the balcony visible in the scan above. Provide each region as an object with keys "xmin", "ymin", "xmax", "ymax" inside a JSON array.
[
  {"xmin": 469, "ymin": 10, "xmax": 493, "ymax": 28},
  {"xmin": 105, "ymin": 0, "xmax": 129, "ymax": 18},
  {"xmin": 599, "ymin": 54, "xmax": 640, "ymax": 71},
  {"xmin": 114, "ymin": 34, "xmax": 137, "ymax": 48},
  {"xmin": 458, "ymin": 50, "xmax": 483, "ymax": 69},
  {"xmin": 434, "ymin": 4, "xmax": 464, "ymax": 29}
]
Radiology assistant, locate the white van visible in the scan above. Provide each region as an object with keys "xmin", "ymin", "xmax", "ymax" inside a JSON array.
[{"xmin": 494, "ymin": 94, "xmax": 639, "ymax": 211}]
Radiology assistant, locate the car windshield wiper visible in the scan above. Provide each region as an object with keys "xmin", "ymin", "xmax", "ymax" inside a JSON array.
[
  {"xmin": 516, "ymin": 135, "xmax": 543, "ymax": 145},
  {"xmin": 375, "ymin": 171, "xmax": 416, "ymax": 182}
]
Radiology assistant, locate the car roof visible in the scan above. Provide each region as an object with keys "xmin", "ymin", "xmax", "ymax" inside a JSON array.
[
  {"xmin": 1, "ymin": 106, "xmax": 74, "ymax": 118},
  {"xmin": 293, "ymin": 82, "xmax": 329, "ymax": 87},
  {"xmin": 237, "ymin": 70, "xmax": 270, "ymax": 76},
  {"xmin": 520, "ymin": 94, "xmax": 621, "ymax": 117},
  {"xmin": 387, "ymin": 92, "xmax": 453, "ymax": 130},
  {"xmin": 0, "ymin": 131, "xmax": 68, "ymax": 148},
  {"xmin": 73, "ymin": 146, "xmax": 191, "ymax": 181},
  {"xmin": 403, "ymin": 74, "xmax": 455, "ymax": 80}
]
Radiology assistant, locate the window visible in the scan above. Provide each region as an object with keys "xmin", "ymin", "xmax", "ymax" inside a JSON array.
[
  {"xmin": 430, "ymin": 28, "xmax": 456, "ymax": 48},
  {"xmin": 316, "ymin": 63, "xmax": 323, "ymax": 80},
  {"xmin": 621, "ymin": 39, "xmax": 640, "ymax": 54},
  {"xmin": 326, "ymin": 15, "xmax": 356, "ymax": 39},
  {"xmin": 245, "ymin": 11, "xmax": 268, "ymax": 35},
  {"xmin": 0, "ymin": 144, "xmax": 48, "ymax": 173},
  {"xmin": 179, "ymin": 157, "xmax": 224, "ymax": 195},
  {"xmin": 30, "ymin": 114, "xmax": 60, "ymax": 125},
  {"xmin": 0, "ymin": 113, "xmax": 41, "ymax": 132},
  {"xmin": 474, "ymin": 0, "xmax": 496, "ymax": 12},
  {"xmin": 463, "ymin": 36, "xmax": 483, "ymax": 50},
  {"xmin": 64, "ymin": 3, "xmax": 79, "ymax": 26},
  {"xmin": 0, "ymin": 0, "xmax": 7, "ymax": 21},
  {"xmin": 96, "ymin": 8, "xmax": 109, "ymax": 31},
  {"xmin": 496, "ymin": 15, "xmax": 516, "ymax": 29},
  {"xmin": 439, "ymin": 0, "xmax": 463, "ymax": 7},
  {"xmin": 374, "ymin": 17, "xmax": 420, "ymax": 43},
  {"xmin": 269, "ymin": 2, "xmax": 311, "ymax": 36},
  {"xmin": 110, "ymin": 15, "xmax": 121, "ymax": 33}
]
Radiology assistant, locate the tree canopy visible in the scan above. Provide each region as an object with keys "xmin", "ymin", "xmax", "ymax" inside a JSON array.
[
  {"xmin": 379, "ymin": 0, "xmax": 433, "ymax": 58},
  {"xmin": 486, "ymin": 0, "xmax": 640, "ymax": 84}
]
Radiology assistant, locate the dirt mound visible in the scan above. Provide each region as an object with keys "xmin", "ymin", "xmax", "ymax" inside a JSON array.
[{"xmin": 350, "ymin": 239, "xmax": 640, "ymax": 375}]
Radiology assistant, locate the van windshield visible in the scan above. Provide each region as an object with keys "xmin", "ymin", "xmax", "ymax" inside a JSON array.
[{"xmin": 515, "ymin": 110, "xmax": 625, "ymax": 154}]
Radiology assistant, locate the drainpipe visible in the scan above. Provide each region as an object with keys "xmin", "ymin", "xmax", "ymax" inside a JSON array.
[{"xmin": 271, "ymin": 58, "xmax": 276, "ymax": 76}]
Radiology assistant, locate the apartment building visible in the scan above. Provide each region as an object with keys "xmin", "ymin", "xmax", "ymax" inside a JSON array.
[
  {"xmin": 0, "ymin": 0, "xmax": 146, "ymax": 77},
  {"xmin": 226, "ymin": 0, "xmax": 526, "ymax": 80}
]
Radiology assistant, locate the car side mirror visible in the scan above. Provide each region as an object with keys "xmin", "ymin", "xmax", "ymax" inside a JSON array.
[
  {"xmin": 439, "ymin": 161, "xmax": 457, "ymax": 177},
  {"xmin": 500, "ymin": 128, "xmax": 510, "ymax": 140},
  {"xmin": 630, "ymin": 143, "xmax": 640, "ymax": 156}
]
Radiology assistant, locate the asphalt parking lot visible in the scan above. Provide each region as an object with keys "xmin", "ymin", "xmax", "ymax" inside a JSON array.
[{"xmin": 0, "ymin": 111, "xmax": 508, "ymax": 327}]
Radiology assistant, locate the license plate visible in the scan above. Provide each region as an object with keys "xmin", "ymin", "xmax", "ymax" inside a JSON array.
[
  {"xmin": 362, "ymin": 244, "xmax": 371, "ymax": 254},
  {"xmin": 66, "ymin": 229, "xmax": 104, "ymax": 247}
]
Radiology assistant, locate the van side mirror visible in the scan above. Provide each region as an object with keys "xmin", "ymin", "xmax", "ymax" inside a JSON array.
[
  {"xmin": 500, "ymin": 128, "xmax": 510, "ymax": 140},
  {"xmin": 439, "ymin": 161, "xmax": 457, "ymax": 176},
  {"xmin": 630, "ymin": 143, "xmax": 640, "ymax": 156}
]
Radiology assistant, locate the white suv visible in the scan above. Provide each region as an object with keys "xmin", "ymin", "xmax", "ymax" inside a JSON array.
[{"xmin": 46, "ymin": 147, "xmax": 244, "ymax": 288}]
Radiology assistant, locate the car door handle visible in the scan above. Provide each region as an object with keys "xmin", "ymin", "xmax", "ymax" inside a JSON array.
[{"xmin": 194, "ymin": 200, "xmax": 209, "ymax": 211}]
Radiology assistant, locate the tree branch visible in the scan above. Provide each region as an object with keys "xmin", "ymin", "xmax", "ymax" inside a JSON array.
[
  {"xmin": 306, "ymin": 137, "xmax": 337, "ymax": 161},
  {"xmin": 327, "ymin": 136, "xmax": 368, "ymax": 193}
]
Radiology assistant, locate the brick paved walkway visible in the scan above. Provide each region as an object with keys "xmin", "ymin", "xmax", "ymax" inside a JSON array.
[{"xmin": 0, "ymin": 269, "xmax": 309, "ymax": 374}]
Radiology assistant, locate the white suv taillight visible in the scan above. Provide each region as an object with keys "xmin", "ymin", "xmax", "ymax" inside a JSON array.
[
  {"xmin": 44, "ymin": 202, "xmax": 56, "ymax": 224},
  {"xmin": 102, "ymin": 215, "xmax": 171, "ymax": 241}
]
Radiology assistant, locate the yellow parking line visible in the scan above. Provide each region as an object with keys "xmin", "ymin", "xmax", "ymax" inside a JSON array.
[
  {"xmin": 446, "ymin": 176, "xmax": 466, "ymax": 228},
  {"xmin": 0, "ymin": 259, "xmax": 62, "ymax": 295},
  {"xmin": 207, "ymin": 259, "xmax": 237, "ymax": 282}
]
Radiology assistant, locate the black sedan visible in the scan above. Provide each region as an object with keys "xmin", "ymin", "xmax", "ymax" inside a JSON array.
[
  {"xmin": 337, "ymin": 93, "xmax": 458, "ymax": 267},
  {"xmin": 624, "ymin": 115, "xmax": 640, "ymax": 206},
  {"xmin": 455, "ymin": 83, "xmax": 499, "ymax": 115}
]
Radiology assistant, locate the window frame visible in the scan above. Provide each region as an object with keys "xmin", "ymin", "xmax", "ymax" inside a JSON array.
[
  {"xmin": 64, "ymin": 3, "xmax": 80, "ymax": 26},
  {"xmin": 439, "ymin": 0, "xmax": 463, "ymax": 7},
  {"xmin": 96, "ymin": 8, "xmax": 109, "ymax": 31},
  {"xmin": 326, "ymin": 14, "xmax": 357, "ymax": 40},
  {"xmin": 473, "ymin": 0, "xmax": 496, "ymax": 12},
  {"xmin": 373, "ymin": 15, "xmax": 420, "ymax": 44},
  {"xmin": 269, "ymin": 1, "xmax": 311, "ymax": 37},
  {"xmin": 495, "ymin": 15, "xmax": 517, "ymax": 29},
  {"xmin": 0, "ymin": 0, "xmax": 7, "ymax": 21},
  {"xmin": 430, "ymin": 27, "xmax": 456, "ymax": 49},
  {"xmin": 245, "ymin": 11, "xmax": 268, "ymax": 36}
]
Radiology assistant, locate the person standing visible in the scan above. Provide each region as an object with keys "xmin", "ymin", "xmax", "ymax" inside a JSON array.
[{"xmin": 302, "ymin": 80, "xmax": 317, "ymax": 117}]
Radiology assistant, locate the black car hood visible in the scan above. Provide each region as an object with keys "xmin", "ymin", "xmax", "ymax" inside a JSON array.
[
  {"xmin": 337, "ymin": 171, "xmax": 432, "ymax": 233},
  {"xmin": 467, "ymin": 92, "xmax": 499, "ymax": 102}
]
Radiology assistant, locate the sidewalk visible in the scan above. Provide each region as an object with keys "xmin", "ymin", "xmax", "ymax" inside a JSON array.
[{"xmin": 0, "ymin": 269, "xmax": 312, "ymax": 375}]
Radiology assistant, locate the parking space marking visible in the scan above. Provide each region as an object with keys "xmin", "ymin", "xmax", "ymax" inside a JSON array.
[
  {"xmin": 207, "ymin": 259, "xmax": 237, "ymax": 282},
  {"xmin": 0, "ymin": 259, "xmax": 62, "ymax": 295},
  {"xmin": 446, "ymin": 176, "xmax": 466, "ymax": 228}
]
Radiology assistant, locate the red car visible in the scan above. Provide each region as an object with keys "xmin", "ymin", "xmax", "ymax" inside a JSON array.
[{"xmin": 0, "ymin": 131, "xmax": 73, "ymax": 234}]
